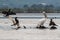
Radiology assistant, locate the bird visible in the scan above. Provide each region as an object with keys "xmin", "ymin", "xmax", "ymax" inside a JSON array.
[{"xmin": 36, "ymin": 11, "xmax": 47, "ymax": 29}]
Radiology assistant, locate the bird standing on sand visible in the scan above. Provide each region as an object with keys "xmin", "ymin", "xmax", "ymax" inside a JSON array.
[{"xmin": 36, "ymin": 11, "xmax": 47, "ymax": 29}]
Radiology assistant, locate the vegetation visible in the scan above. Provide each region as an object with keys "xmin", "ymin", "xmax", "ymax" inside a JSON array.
[{"xmin": 0, "ymin": 4, "xmax": 60, "ymax": 13}]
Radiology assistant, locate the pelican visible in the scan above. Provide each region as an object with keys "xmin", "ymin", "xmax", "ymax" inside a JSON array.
[{"xmin": 36, "ymin": 11, "xmax": 47, "ymax": 29}]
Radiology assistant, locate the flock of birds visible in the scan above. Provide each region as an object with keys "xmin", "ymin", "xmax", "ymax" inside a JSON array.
[
  {"xmin": 22, "ymin": 11, "xmax": 58, "ymax": 30},
  {"xmin": 1, "ymin": 11, "xmax": 58, "ymax": 30}
]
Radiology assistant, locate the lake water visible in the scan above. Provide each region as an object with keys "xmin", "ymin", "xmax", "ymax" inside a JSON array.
[{"xmin": 0, "ymin": 13, "xmax": 60, "ymax": 19}]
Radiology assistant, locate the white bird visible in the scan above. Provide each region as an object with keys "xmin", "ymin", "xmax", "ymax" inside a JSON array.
[{"xmin": 37, "ymin": 11, "xmax": 47, "ymax": 28}]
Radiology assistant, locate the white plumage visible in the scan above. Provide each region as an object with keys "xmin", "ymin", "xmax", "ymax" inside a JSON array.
[{"xmin": 37, "ymin": 11, "xmax": 47, "ymax": 27}]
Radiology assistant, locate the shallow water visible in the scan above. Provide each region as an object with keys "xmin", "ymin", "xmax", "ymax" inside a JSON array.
[{"xmin": 0, "ymin": 13, "xmax": 60, "ymax": 19}]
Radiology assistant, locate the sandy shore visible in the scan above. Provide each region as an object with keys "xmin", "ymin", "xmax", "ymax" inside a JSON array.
[
  {"xmin": 0, "ymin": 19, "xmax": 60, "ymax": 40},
  {"xmin": 0, "ymin": 19, "xmax": 60, "ymax": 26},
  {"xmin": 0, "ymin": 29, "xmax": 60, "ymax": 40}
]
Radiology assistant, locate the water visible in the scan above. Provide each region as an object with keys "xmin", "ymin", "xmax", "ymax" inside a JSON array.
[{"xmin": 0, "ymin": 13, "xmax": 60, "ymax": 19}]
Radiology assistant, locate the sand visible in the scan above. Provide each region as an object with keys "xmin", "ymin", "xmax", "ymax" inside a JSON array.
[{"xmin": 0, "ymin": 19, "xmax": 60, "ymax": 40}]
